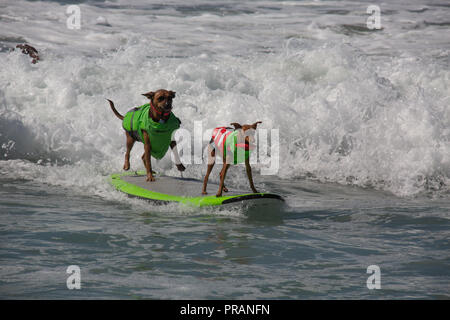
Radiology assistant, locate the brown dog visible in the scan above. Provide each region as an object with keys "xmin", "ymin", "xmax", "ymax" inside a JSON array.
[
  {"xmin": 202, "ymin": 121, "xmax": 262, "ymax": 197},
  {"xmin": 107, "ymin": 89, "xmax": 185, "ymax": 182}
]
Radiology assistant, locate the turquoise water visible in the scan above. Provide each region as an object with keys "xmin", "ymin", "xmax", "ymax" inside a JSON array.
[{"xmin": 1, "ymin": 176, "xmax": 448, "ymax": 299}]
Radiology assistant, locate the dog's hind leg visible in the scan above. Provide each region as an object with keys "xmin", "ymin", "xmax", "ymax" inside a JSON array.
[
  {"xmin": 220, "ymin": 152, "xmax": 230, "ymax": 193},
  {"xmin": 202, "ymin": 145, "xmax": 215, "ymax": 195},
  {"xmin": 123, "ymin": 131, "xmax": 135, "ymax": 171}
]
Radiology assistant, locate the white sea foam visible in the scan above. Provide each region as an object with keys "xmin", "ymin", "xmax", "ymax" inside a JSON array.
[{"xmin": 0, "ymin": 0, "xmax": 449, "ymax": 198}]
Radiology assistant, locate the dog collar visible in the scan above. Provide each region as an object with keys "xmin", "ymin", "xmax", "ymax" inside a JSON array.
[{"xmin": 150, "ymin": 101, "xmax": 171, "ymax": 117}]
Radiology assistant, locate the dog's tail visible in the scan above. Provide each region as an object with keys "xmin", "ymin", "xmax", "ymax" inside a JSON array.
[{"xmin": 106, "ymin": 99, "xmax": 124, "ymax": 120}]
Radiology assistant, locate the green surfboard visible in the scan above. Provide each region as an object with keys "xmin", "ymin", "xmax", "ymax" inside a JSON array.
[{"xmin": 110, "ymin": 171, "xmax": 284, "ymax": 208}]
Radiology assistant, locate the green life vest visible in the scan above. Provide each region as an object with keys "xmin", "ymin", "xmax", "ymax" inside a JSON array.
[{"xmin": 122, "ymin": 104, "xmax": 181, "ymax": 160}]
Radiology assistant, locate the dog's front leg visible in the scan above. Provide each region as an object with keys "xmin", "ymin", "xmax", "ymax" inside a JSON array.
[
  {"xmin": 245, "ymin": 158, "xmax": 258, "ymax": 193},
  {"xmin": 169, "ymin": 140, "xmax": 185, "ymax": 172},
  {"xmin": 142, "ymin": 131, "xmax": 155, "ymax": 182},
  {"xmin": 123, "ymin": 131, "xmax": 135, "ymax": 171}
]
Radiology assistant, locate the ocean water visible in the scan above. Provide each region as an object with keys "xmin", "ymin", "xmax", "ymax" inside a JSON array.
[{"xmin": 0, "ymin": 0, "xmax": 449, "ymax": 299}]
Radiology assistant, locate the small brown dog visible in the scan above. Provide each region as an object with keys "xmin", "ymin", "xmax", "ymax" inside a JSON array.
[
  {"xmin": 202, "ymin": 121, "xmax": 262, "ymax": 197},
  {"xmin": 107, "ymin": 89, "xmax": 185, "ymax": 182}
]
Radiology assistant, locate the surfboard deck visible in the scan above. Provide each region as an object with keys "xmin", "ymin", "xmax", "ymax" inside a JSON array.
[{"xmin": 110, "ymin": 171, "xmax": 284, "ymax": 207}]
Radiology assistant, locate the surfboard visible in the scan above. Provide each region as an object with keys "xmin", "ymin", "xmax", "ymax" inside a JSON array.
[{"xmin": 110, "ymin": 171, "xmax": 284, "ymax": 208}]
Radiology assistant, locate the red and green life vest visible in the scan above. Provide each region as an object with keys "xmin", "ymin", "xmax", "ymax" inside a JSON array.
[{"xmin": 212, "ymin": 127, "xmax": 253, "ymax": 164}]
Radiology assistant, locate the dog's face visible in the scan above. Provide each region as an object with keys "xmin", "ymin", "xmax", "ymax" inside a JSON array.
[
  {"xmin": 230, "ymin": 121, "xmax": 262, "ymax": 146},
  {"xmin": 142, "ymin": 89, "xmax": 176, "ymax": 117}
]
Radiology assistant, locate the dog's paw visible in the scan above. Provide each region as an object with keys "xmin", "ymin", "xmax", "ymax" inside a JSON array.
[
  {"xmin": 176, "ymin": 163, "xmax": 186, "ymax": 172},
  {"xmin": 146, "ymin": 175, "xmax": 156, "ymax": 182}
]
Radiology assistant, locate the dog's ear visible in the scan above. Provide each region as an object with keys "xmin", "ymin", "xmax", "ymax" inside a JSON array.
[
  {"xmin": 169, "ymin": 91, "xmax": 176, "ymax": 98},
  {"xmin": 252, "ymin": 121, "xmax": 262, "ymax": 129},
  {"xmin": 230, "ymin": 123, "xmax": 242, "ymax": 129},
  {"xmin": 142, "ymin": 91, "xmax": 155, "ymax": 100}
]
